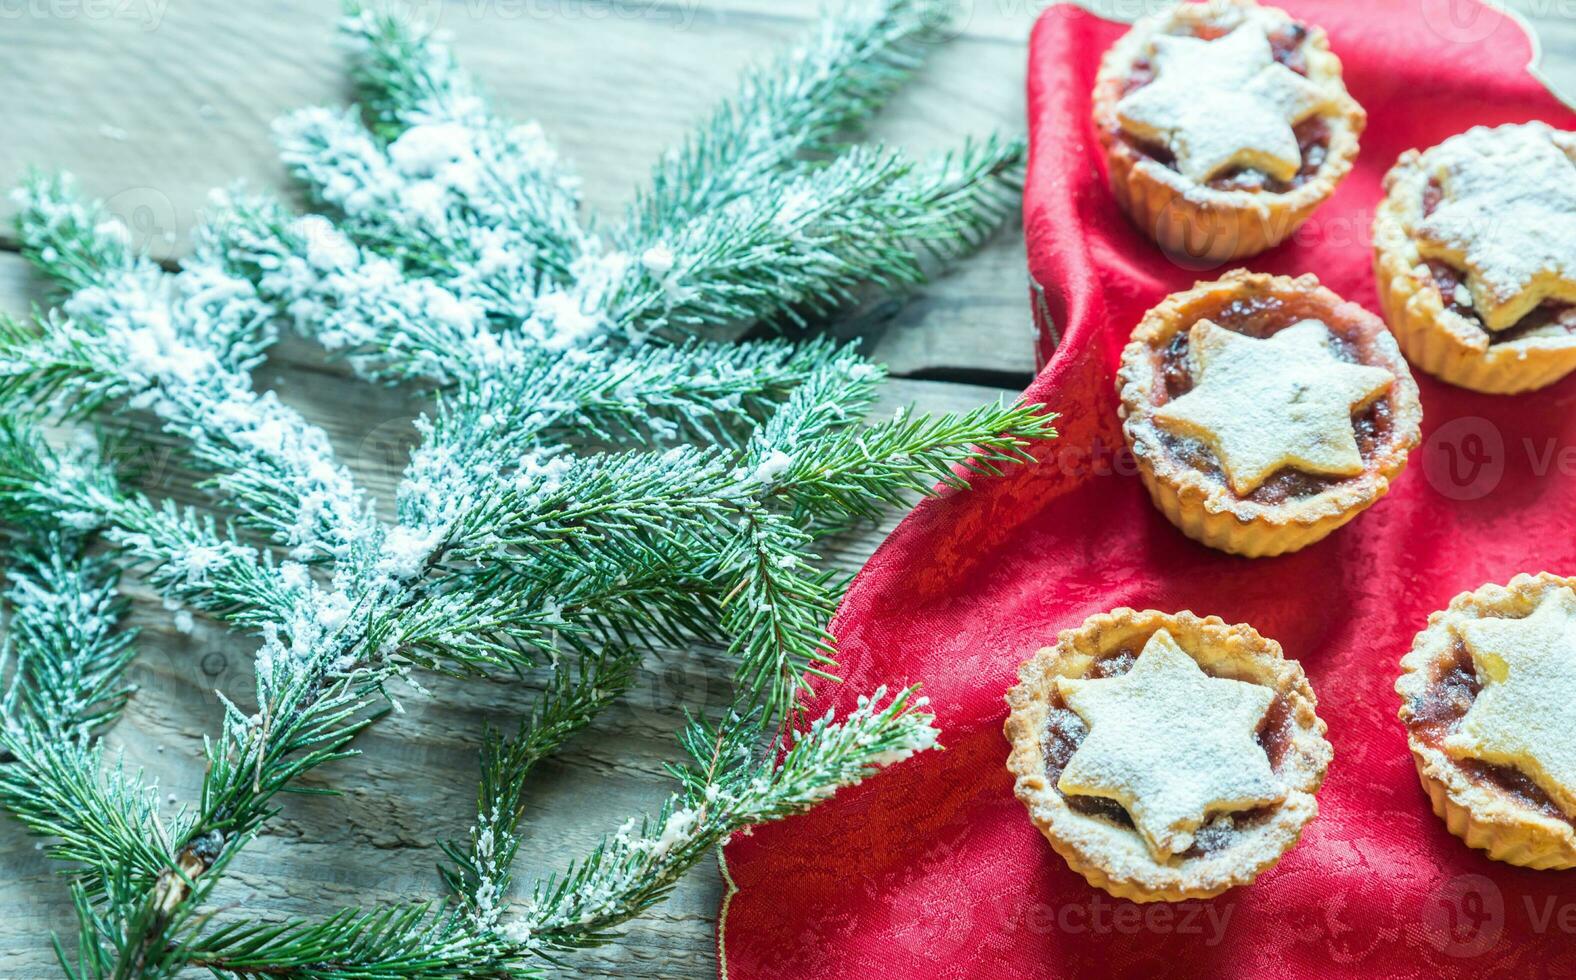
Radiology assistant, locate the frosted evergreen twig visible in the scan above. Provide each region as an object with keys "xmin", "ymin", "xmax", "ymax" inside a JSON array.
[
  {"xmin": 608, "ymin": 138, "xmax": 1027, "ymax": 342},
  {"xmin": 440, "ymin": 645, "xmax": 640, "ymax": 932},
  {"xmin": 0, "ymin": 534, "xmax": 170, "ymax": 899},
  {"xmin": 0, "ymin": 420, "xmax": 289, "ymax": 631},
  {"xmin": 621, "ymin": 0, "xmax": 948, "ymax": 244},
  {"xmin": 164, "ymin": 688, "xmax": 932, "ymax": 976},
  {"xmin": 0, "ymin": 1, "xmax": 1055, "ymax": 972},
  {"xmin": 278, "ymin": 2, "xmax": 585, "ymax": 305},
  {"xmin": 522, "ymin": 687, "xmax": 939, "ymax": 951},
  {"xmin": 8, "ymin": 178, "xmax": 377, "ymax": 566}
]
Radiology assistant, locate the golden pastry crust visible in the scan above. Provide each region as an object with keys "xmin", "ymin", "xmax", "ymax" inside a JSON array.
[
  {"xmin": 1373, "ymin": 124, "xmax": 1576, "ymax": 394},
  {"xmin": 1005, "ymin": 609, "xmax": 1331, "ymax": 902},
  {"xmin": 1116, "ymin": 270, "xmax": 1423, "ymax": 557},
  {"xmin": 1092, "ymin": 0, "xmax": 1365, "ymax": 264},
  {"xmin": 1397, "ymin": 573, "xmax": 1576, "ymax": 869}
]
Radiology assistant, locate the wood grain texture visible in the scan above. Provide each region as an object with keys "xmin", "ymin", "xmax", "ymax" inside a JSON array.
[{"xmin": 1, "ymin": 1, "xmax": 1573, "ymax": 977}]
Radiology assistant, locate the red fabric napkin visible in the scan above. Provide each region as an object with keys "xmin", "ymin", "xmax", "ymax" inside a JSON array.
[{"xmin": 717, "ymin": 2, "xmax": 1576, "ymax": 976}]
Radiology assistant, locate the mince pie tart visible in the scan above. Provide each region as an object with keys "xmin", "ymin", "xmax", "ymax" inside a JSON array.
[
  {"xmin": 1397, "ymin": 574, "xmax": 1576, "ymax": 869},
  {"xmin": 1374, "ymin": 122, "xmax": 1576, "ymax": 394},
  {"xmin": 1117, "ymin": 271, "xmax": 1422, "ymax": 557},
  {"xmin": 1005, "ymin": 609, "xmax": 1331, "ymax": 902},
  {"xmin": 1092, "ymin": 0, "xmax": 1365, "ymax": 263}
]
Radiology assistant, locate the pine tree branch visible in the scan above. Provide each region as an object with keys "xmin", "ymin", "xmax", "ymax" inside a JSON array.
[
  {"xmin": 158, "ymin": 689, "xmax": 936, "ymax": 973},
  {"xmin": 0, "ymin": 311, "xmax": 128, "ymax": 421},
  {"xmin": 436, "ymin": 551, "xmax": 724, "ymax": 665},
  {"xmin": 118, "ymin": 666, "xmax": 391, "ymax": 973},
  {"xmin": 270, "ymin": 3, "xmax": 1015, "ymax": 357},
  {"xmin": 0, "ymin": 534, "xmax": 174, "ymax": 897},
  {"xmin": 197, "ymin": 191, "xmax": 509, "ymax": 387},
  {"xmin": 621, "ymin": 0, "xmax": 947, "ymax": 246},
  {"xmin": 0, "ymin": 733, "xmax": 175, "ymax": 899},
  {"xmin": 274, "ymin": 102, "xmax": 570, "ymax": 305},
  {"xmin": 77, "ymin": 827, "xmax": 263, "ymax": 980},
  {"xmin": 522, "ymin": 687, "xmax": 938, "ymax": 952},
  {"xmin": 453, "ymin": 447, "xmax": 741, "ymax": 571},
  {"xmin": 92, "ymin": 531, "xmax": 581, "ymax": 968},
  {"xmin": 441, "ymin": 645, "xmax": 640, "ymax": 932},
  {"xmin": 198, "ymin": 188, "xmax": 877, "ymax": 479},
  {"xmin": 12, "ymin": 173, "xmax": 277, "ymax": 372},
  {"xmin": 179, "ymin": 903, "xmax": 542, "ymax": 980},
  {"xmin": 277, "ymin": 3, "xmax": 585, "ymax": 299},
  {"xmin": 0, "ymin": 419, "xmax": 291, "ymax": 631},
  {"xmin": 6, "ymin": 179, "xmax": 376, "ymax": 564},
  {"xmin": 740, "ymin": 353, "xmax": 887, "ymax": 467},
  {"xmin": 384, "ymin": 587, "xmax": 573, "ymax": 679},
  {"xmin": 615, "ymin": 145, "xmax": 919, "ymax": 335},
  {"xmin": 900, "ymin": 132, "xmax": 1027, "ymax": 262},
  {"xmin": 720, "ymin": 509, "xmax": 842, "ymax": 723},
  {"xmin": 772, "ymin": 399, "xmax": 1060, "ymax": 520},
  {"xmin": 340, "ymin": 2, "xmax": 584, "ymax": 282},
  {"xmin": 72, "ymin": 429, "xmax": 745, "ymax": 968},
  {"xmin": 556, "ymin": 338, "xmax": 870, "ymax": 450},
  {"xmin": 10, "ymin": 170, "xmax": 137, "ymax": 293},
  {"xmin": 1, "ymin": 539, "xmax": 137, "ymax": 736},
  {"xmin": 392, "ymin": 338, "xmax": 872, "ymax": 540},
  {"xmin": 0, "ymin": 3, "xmax": 1051, "ymax": 972},
  {"xmin": 339, "ymin": 2, "xmax": 489, "ymax": 141},
  {"xmin": 436, "ymin": 388, "xmax": 1053, "ymax": 724},
  {"xmin": 609, "ymin": 137, "xmax": 1026, "ymax": 341}
]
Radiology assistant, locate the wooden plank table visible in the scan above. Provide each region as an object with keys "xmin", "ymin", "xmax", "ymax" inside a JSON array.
[{"xmin": 0, "ymin": 2, "xmax": 1571, "ymax": 977}]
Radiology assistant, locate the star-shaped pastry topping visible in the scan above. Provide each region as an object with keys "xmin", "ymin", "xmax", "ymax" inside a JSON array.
[
  {"xmin": 1116, "ymin": 23, "xmax": 1336, "ymax": 183},
  {"xmin": 1153, "ymin": 319, "xmax": 1394, "ymax": 496},
  {"xmin": 1416, "ymin": 124, "xmax": 1576, "ymax": 331},
  {"xmin": 1445, "ymin": 587, "xmax": 1576, "ymax": 817},
  {"xmin": 1056, "ymin": 629, "xmax": 1283, "ymax": 859}
]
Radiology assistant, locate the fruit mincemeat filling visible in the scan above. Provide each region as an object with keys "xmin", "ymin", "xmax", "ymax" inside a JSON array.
[
  {"xmin": 1421, "ymin": 178, "xmax": 1576, "ymax": 342},
  {"xmin": 1040, "ymin": 639, "xmax": 1294, "ymax": 855},
  {"xmin": 1152, "ymin": 293, "xmax": 1395, "ymax": 505},
  {"xmin": 1119, "ymin": 22, "xmax": 1328, "ymax": 192},
  {"xmin": 1406, "ymin": 636, "xmax": 1576, "ymax": 827}
]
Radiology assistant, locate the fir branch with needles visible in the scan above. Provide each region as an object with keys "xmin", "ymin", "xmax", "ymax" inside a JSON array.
[
  {"xmin": 522, "ymin": 688, "xmax": 940, "ymax": 952},
  {"xmin": 620, "ymin": 0, "xmax": 947, "ymax": 242},
  {"xmin": 0, "ymin": 1, "xmax": 1058, "ymax": 975},
  {"xmin": 438, "ymin": 646, "xmax": 641, "ymax": 931},
  {"xmin": 0, "ymin": 421, "xmax": 289, "ymax": 632},
  {"xmin": 0, "ymin": 534, "xmax": 172, "ymax": 899}
]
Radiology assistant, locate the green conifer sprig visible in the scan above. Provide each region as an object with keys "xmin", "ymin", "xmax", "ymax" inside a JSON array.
[
  {"xmin": 523, "ymin": 688, "xmax": 939, "ymax": 952},
  {"xmin": 0, "ymin": 535, "xmax": 171, "ymax": 898},
  {"xmin": 0, "ymin": 422, "xmax": 289, "ymax": 631},
  {"xmin": 0, "ymin": 0, "xmax": 1058, "ymax": 973},
  {"xmin": 620, "ymin": 0, "xmax": 946, "ymax": 243}
]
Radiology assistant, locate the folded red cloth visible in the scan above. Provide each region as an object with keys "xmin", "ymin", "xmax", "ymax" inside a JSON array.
[{"xmin": 717, "ymin": 2, "xmax": 1576, "ymax": 976}]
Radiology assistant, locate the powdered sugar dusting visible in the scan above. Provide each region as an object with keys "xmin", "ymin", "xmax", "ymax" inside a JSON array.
[
  {"xmin": 1446, "ymin": 586, "xmax": 1576, "ymax": 815},
  {"xmin": 1152, "ymin": 319, "xmax": 1394, "ymax": 496},
  {"xmin": 1415, "ymin": 123, "xmax": 1576, "ymax": 331},
  {"xmin": 1055, "ymin": 628, "xmax": 1283, "ymax": 859},
  {"xmin": 1116, "ymin": 23, "xmax": 1334, "ymax": 183}
]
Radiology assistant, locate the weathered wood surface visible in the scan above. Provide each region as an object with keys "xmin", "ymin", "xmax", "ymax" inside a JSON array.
[{"xmin": 0, "ymin": 2, "xmax": 1573, "ymax": 978}]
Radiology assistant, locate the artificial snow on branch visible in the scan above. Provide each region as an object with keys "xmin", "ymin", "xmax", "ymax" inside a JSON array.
[{"xmin": 0, "ymin": 1, "xmax": 1056, "ymax": 975}]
